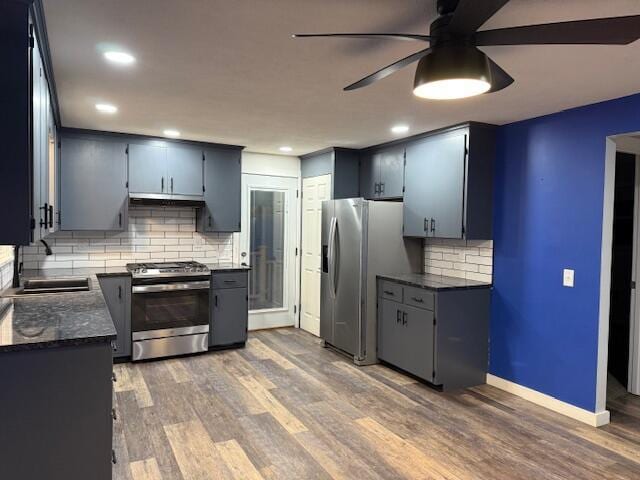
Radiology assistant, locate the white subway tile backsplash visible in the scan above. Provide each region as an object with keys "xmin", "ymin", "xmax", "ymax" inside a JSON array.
[
  {"xmin": 424, "ymin": 238, "xmax": 493, "ymax": 283},
  {"xmin": 26, "ymin": 206, "xmax": 235, "ymax": 269}
]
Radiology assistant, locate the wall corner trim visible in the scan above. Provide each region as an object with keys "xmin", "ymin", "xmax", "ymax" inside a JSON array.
[{"xmin": 486, "ymin": 374, "xmax": 610, "ymax": 427}]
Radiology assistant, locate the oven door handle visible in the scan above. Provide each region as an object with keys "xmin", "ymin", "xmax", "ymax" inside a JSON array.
[{"xmin": 132, "ymin": 281, "xmax": 210, "ymax": 294}]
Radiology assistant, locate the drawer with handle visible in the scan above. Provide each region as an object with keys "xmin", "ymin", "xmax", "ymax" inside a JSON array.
[
  {"xmin": 403, "ymin": 285, "xmax": 434, "ymax": 311},
  {"xmin": 380, "ymin": 281, "xmax": 403, "ymax": 302},
  {"xmin": 211, "ymin": 271, "xmax": 247, "ymax": 289}
]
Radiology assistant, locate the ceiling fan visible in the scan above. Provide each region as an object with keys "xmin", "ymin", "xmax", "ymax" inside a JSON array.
[{"xmin": 293, "ymin": 0, "xmax": 640, "ymax": 100}]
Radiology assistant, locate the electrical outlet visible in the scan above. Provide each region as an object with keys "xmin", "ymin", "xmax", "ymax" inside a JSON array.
[{"xmin": 563, "ymin": 269, "xmax": 574, "ymax": 288}]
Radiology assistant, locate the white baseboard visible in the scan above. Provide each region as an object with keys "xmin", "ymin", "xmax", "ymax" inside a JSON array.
[
  {"xmin": 486, "ymin": 374, "xmax": 610, "ymax": 427},
  {"xmin": 248, "ymin": 319, "xmax": 295, "ymax": 331}
]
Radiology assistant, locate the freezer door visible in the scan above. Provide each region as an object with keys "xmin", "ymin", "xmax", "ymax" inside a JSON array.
[
  {"xmin": 320, "ymin": 200, "xmax": 335, "ymax": 343},
  {"xmin": 332, "ymin": 199, "xmax": 364, "ymax": 355}
]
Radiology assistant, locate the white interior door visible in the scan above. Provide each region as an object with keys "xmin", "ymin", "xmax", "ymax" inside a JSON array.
[
  {"xmin": 240, "ymin": 174, "xmax": 299, "ymax": 330},
  {"xmin": 300, "ymin": 174, "xmax": 331, "ymax": 336}
]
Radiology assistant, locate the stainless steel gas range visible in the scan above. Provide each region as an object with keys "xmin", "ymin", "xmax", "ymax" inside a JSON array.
[{"xmin": 127, "ymin": 261, "xmax": 211, "ymax": 361}]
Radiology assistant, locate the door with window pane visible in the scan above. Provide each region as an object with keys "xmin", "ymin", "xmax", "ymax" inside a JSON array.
[{"xmin": 240, "ymin": 175, "xmax": 298, "ymax": 329}]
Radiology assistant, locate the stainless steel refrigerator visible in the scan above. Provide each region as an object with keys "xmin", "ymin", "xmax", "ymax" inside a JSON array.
[{"xmin": 320, "ymin": 199, "xmax": 422, "ymax": 365}]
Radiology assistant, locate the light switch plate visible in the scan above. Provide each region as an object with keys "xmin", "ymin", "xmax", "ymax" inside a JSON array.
[{"xmin": 563, "ymin": 269, "xmax": 574, "ymax": 287}]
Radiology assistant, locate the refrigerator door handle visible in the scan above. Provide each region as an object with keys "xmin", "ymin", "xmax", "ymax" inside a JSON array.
[
  {"xmin": 328, "ymin": 216, "xmax": 337, "ymax": 298},
  {"xmin": 333, "ymin": 220, "xmax": 339, "ymax": 297}
]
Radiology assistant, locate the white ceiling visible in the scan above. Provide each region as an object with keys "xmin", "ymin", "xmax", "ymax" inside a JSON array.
[{"xmin": 43, "ymin": 0, "xmax": 640, "ymax": 155}]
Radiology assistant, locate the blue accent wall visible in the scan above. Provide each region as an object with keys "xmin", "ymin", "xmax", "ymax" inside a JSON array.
[{"xmin": 491, "ymin": 93, "xmax": 640, "ymax": 412}]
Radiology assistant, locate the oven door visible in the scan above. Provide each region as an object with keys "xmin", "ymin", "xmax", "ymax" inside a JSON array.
[{"xmin": 131, "ymin": 280, "xmax": 210, "ymax": 340}]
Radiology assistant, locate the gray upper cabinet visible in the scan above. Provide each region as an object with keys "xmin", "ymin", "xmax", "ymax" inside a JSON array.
[
  {"xmin": 31, "ymin": 31, "xmax": 58, "ymax": 241},
  {"xmin": 60, "ymin": 134, "xmax": 128, "ymax": 231},
  {"xmin": 300, "ymin": 148, "xmax": 360, "ymax": 200},
  {"xmin": 197, "ymin": 147, "xmax": 242, "ymax": 232},
  {"xmin": 166, "ymin": 146, "xmax": 203, "ymax": 196},
  {"xmin": 359, "ymin": 153, "xmax": 376, "ymax": 199},
  {"xmin": 129, "ymin": 143, "xmax": 204, "ymax": 197},
  {"xmin": 360, "ymin": 145, "xmax": 405, "ymax": 200},
  {"xmin": 378, "ymin": 146, "xmax": 405, "ymax": 198},
  {"xmin": 403, "ymin": 124, "xmax": 496, "ymax": 240},
  {"xmin": 128, "ymin": 143, "xmax": 168, "ymax": 194}
]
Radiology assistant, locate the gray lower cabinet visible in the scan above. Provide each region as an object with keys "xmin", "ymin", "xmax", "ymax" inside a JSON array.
[
  {"xmin": 210, "ymin": 271, "xmax": 248, "ymax": 347},
  {"xmin": 0, "ymin": 342, "xmax": 113, "ymax": 480},
  {"xmin": 98, "ymin": 274, "xmax": 132, "ymax": 358},
  {"xmin": 198, "ymin": 147, "xmax": 242, "ymax": 232},
  {"xmin": 403, "ymin": 123, "xmax": 496, "ymax": 239},
  {"xmin": 377, "ymin": 279, "xmax": 490, "ymax": 390},
  {"xmin": 60, "ymin": 134, "xmax": 128, "ymax": 230},
  {"xmin": 360, "ymin": 145, "xmax": 405, "ymax": 200}
]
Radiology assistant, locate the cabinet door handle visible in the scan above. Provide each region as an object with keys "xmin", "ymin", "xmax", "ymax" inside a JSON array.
[
  {"xmin": 214, "ymin": 295, "xmax": 218, "ymax": 307},
  {"xmin": 161, "ymin": 177, "xmax": 164, "ymax": 192},
  {"xmin": 424, "ymin": 217, "xmax": 428, "ymax": 232},
  {"xmin": 111, "ymin": 340, "xmax": 117, "ymax": 352},
  {"xmin": 411, "ymin": 296, "xmax": 423, "ymax": 303},
  {"xmin": 48, "ymin": 205, "xmax": 53, "ymax": 228},
  {"xmin": 380, "ymin": 182, "xmax": 385, "ymax": 194},
  {"xmin": 118, "ymin": 285, "xmax": 122, "ymax": 300},
  {"xmin": 396, "ymin": 310, "xmax": 402, "ymax": 323},
  {"xmin": 383, "ymin": 290, "xmax": 395, "ymax": 296},
  {"xmin": 430, "ymin": 218, "xmax": 435, "ymax": 233},
  {"xmin": 112, "ymin": 449, "xmax": 117, "ymax": 465},
  {"xmin": 402, "ymin": 312, "xmax": 407, "ymax": 325},
  {"xmin": 40, "ymin": 202, "xmax": 49, "ymax": 228},
  {"xmin": 208, "ymin": 215, "xmax": 212, "ymax": 228},
  {"xmin": 112, "ymin": 371, "xmax": 117, "ymax": 382},
  {"xmin": 112, "ymin": 408, "xmax": 117, "ymax": 421},
  {"xmin": 118, "ymin": 212, "xmax": 122, "ymax": 227},
  {"xmin": 171, "ymin": 177, "xmax": 174, "ymax": 193}
]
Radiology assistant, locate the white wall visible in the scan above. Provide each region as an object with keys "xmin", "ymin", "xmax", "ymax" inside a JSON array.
[{"xmin": 242, "ymin": 151, "xmax": 300, "ymax": 178}]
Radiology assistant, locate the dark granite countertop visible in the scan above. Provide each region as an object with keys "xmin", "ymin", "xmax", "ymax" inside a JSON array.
[
  {"xmin": 0, "ymin": 269, "xmax": 118, "ymax": 352},
  {"xmin": 0, "ymin": 262, "xmax": 249, "ymax": 353},
  {"xmin": 378, "ymin": 273, "xmax": 492, "ymax": 291}
]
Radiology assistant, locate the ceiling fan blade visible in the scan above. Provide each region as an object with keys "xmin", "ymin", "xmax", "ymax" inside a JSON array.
[
  {"xmin": 344, "ymin": 48, "xmax": 432, "ymax": 91},
  {"xmin": 475, "ymin": 15, "xmax": 640, "ymax": 46},
  {"xmin": 448, "ymin": 0, "xmax": 511, "ymax": 35},
  {"xmin": 486, "ymin": 57, "xmax": 514, "ymax": 93},
  {"xmin": 344, "ymin": 48, "xmax": 431, "ymax": 91},
  {"xmin": 293, "ymin": 33, "xmax": 430, "ymax": 42}
]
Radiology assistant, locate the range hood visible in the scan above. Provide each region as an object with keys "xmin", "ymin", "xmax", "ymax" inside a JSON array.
[{"xmin": 129, "ymin": 193, "xmax": 205, "ymax": 207}]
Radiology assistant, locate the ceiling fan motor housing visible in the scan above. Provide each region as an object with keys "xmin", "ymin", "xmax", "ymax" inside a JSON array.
[{"xmin": 414, "ymin": 45, "xmax": 492, "ymax": 89}]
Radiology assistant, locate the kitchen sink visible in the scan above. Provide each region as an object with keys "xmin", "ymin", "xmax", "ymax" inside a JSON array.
[{"xmin": 18, "ymin": 278, "xmax": 91, "ymax": 295}]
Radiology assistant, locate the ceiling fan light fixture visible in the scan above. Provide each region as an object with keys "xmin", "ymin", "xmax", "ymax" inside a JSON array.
[
  {"xmin": 413, "ymin": 46, "xmax": 492, "ymax": 100},
  {"xmin": 414, "ymin": 78, "xmax": 490, "ymax": 100}
]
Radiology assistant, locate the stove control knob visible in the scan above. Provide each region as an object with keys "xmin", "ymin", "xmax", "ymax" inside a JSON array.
[{"xmin": 142, "ymin": 268, "xmax": 147, "ymax": 273}]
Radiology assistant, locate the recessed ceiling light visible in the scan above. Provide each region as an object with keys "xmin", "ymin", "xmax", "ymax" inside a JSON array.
[
  {"xmin": 95, "ymin": 103, "xmax": 118, "ymax": 114},
  {"xmin": 279, "ymin": 146, "xmax": 293, "ymax": 153},
  {"xmin": 391, "ymin": 125, "xmax": 409, "ymax": 134},
  {"xmin": 104, "ymin": 51, "xmax": 136, "ymax": 65},
  {"xmin": 163, "ymin": 129, "xmax": 181, "ymax": 138}
]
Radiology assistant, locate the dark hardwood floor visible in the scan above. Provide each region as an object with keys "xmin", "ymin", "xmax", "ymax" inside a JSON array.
[{"xmin": 112, "ymin": 328, "xmax": 640, "ymax": 479}]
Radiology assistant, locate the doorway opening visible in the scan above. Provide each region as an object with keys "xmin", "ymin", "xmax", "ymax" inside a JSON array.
[
  {"xmin": 608, "ymin": 151, "xmax": 635, "ymax": 392},
  {"xmin": 603, "ymin": 134, "xmax": 640, "ymax": 421}
]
